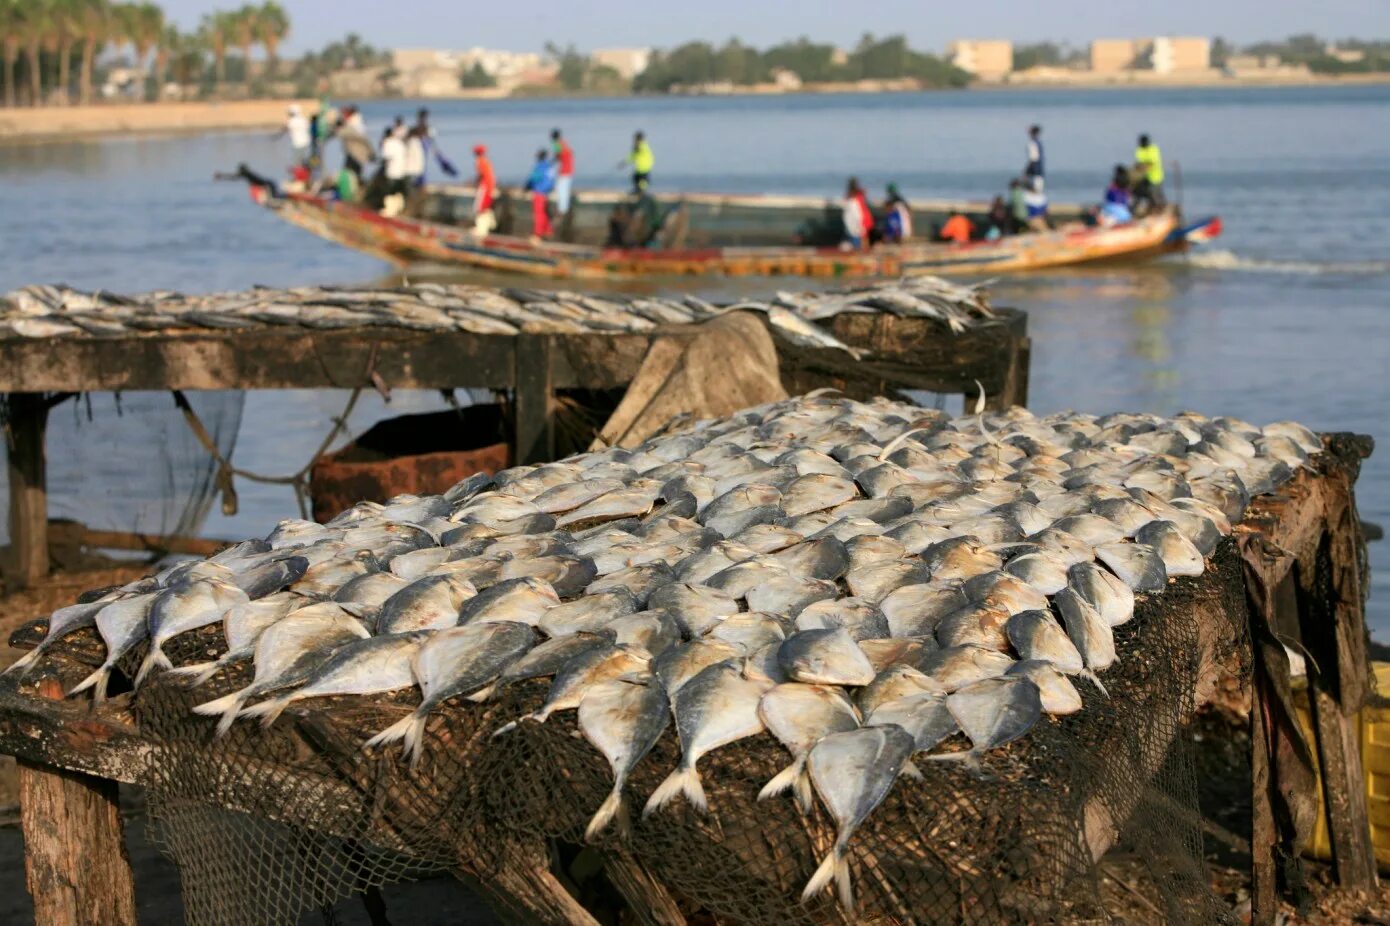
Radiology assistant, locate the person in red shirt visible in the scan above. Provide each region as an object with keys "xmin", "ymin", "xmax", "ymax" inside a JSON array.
[
  {"xmin": 938, "ymin": 210, "xmax": 975, "ymax": 243},
  {"xmin": 472, "ymin": 144, "xmax": 497, "ymax": 235},
  {"xmin": 550, "ymin": 128, "xmax": 575, "ymax": 215}
]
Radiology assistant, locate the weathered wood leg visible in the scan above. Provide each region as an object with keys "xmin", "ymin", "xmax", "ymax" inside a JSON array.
[
  {"xmin": 602, "ymin": 850, "xmax": 688, "ymax": 926},
  {"xmin": 17, "ymin": 677, "xmax": 136, "ymax": 926},
  {"xmin": 459, "ymin": 836, "xmax": 599, "ymax": 926},
  {"xmin": 514, "ymin": 336, "xmax": 555, "ymax": 465},
  {"xmin": 1250, "ymin": 671, "xmax": 1277, "ymax": 926},
  {"xmin": 5, "ymin": 392, "xmax": 50, "ymax": 588}
]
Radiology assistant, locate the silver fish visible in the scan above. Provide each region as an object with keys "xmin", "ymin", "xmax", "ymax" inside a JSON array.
[
  {"xmin": 779, "ymin": 473, "xmax": 859, "ymax": 518},
  {"xmin": 935, "ymin": 602, "xmax": 1012, "ymax": 652},
  {"xmin": 708, "ymin": 612, "xmax": 787, "ymax": 653},
  {"xmin": 644, "ymin": 662, "xmax": 768, "ymax": 815},
  {"xmin": 938, "ymin": 676, "xmax": 1042, "ymax": 758},
  {"xmin": 744, "ymin": 573, "xmax": 838, "ymax": 617},
  {"xmin": 1134, "ymin": 520, "xmax": 1205, "ymax": 578},
  {"xmin": 366, "ymin": 621, "xmax": 536, "ymax": 765},
  {"xmin": 1005, "ymin": 660, "xmax": 1083, "ymax": 715},
  {"xmin": 458, "ymin": 577, "xmax": 559, "ymax": 626},
  {"xmin": 654, "ymin": 639, "xmax": 743, "ymax": 694},
  {"xmin": 794, "ymin": 598, "xmax": 889, "ymax": 641},
  {"xmin": 168, "ymin": 591, "xmax": 303, "ymax": 686},
  {"xmin": 1066, "ymin": 561, "xmax": 1136, "ymax": 627},
  {"xmin": 802, "ymin": 725, "xmax": 916, "ymax": 911},
  {"xmin": 647, "ymin": 582, "xmax": 739, "ymax": 637},
  {"xmin": 377, "ymin": 573, "xmax": 479, "ymax": 634},
  {"xmin": 917, "ymin": 644, "xmax": 1016, "ymax": 692},
  {"xmin": 136, "ymin": 578, "xmax": 250, "ymax": 687},
  {"xmin": 757, "ymin": 682, "xmax": 861, "ymax": 811},
  {"xmin": 6, "ymin": 592, "xmax": 121, "ymax": 678},
  {"xmin": 67, "ymin": 592, "xmax": 161, "ymax": 702},
  {"xmin": 778, "ymin": 628, "xmax": 876, "ymax": 686},
  {"xmin": 1094, "ymin": 542, "xmax": 1168, "ymax": 592},
  {"xmin": 864, "ymin": 691, "xmax": 957, "ymax": 753},
  {"xmin": 537, "ymin": 588, "xmax": 639, "ymax": 637},
  {"xmin": 609, "ymin": 609, "xmax": 682, "ymax": 656},
  {"xmin": 1005, "ymin": 609, "xmax": 1106, "ymax": 695},
  {"xmin": 1053, "ymin": 587, "xmax": 1118, "ymax": 678},
  {"xmin": 500, "ymin": 644, "xmax": 650, "ymax": 729},
  {"xmin": 878, "ymin": 583, "xmax": 968, "ymax": 638},
  {"xmin": 579, "ymin": 679, "xmax": 671, "ymax": 840},
  {"xmin": 845, "ymin": 559, "xmax": 932, "ymax": 604},
  {"xmin": 191, "ymin": 603, "xmax": 370, "ymax": 735},
  {"xmin": 239, "ymin": 631, "xmax": 430, "ymax": 727},
  {"xmin": 772, "ymin": 536, "xmax": 850, "ymax": 580}
]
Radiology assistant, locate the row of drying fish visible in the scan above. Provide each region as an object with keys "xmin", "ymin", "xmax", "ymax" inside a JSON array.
[
  {"xmin": 0, "ymin": 277, "xmax": 994, "ymax": 352},
  {"xmin": 8, "ymin": 393, "xmax": 1320, "ymax": 912}
]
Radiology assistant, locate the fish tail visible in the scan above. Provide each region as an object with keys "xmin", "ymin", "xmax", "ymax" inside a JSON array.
[
  {"xmin": 642, "ymin": 763, "xmax": 705, "ymax": 817},
  {"xmin": 364, "ymin": 710, "xmax": 428, "ymax": 766},
  {"xmin": 1082, "ymin": 669, "xmax": 1110, "ymax": 699},
  {"xmin": 166, "ymin": 660, "xmax": 220, "ymax": 687},
  {"xmin": 68, "ymin": 664, "xmax": 111, "ymax": 704},
  {"xmin": 793, "ymin": 766, "xmax": 816, "ymax": 815},
  {"xmin": 132, "ymin": 646, "xmax": 172, "ymax": 689},
  {"xmin": 239, "ymin": 696, "xmax": 292, "ymax": 729},
  {"xmin": 834, "ymin": 852, "xmax": 854, "ymax": 912},
  {"xmin": 585, "ymin": 784, "xmax": 628, "ymax": 843},
  {"xmin": 192, "ymin": 691, "xmax": 247, "ymax": 738},
  {"xmin": 901, "ymin": 758, "xmax": 924, "ymax": 781},
  {"xmin": 801, "ymin": 846, "xmax": 844, "ymax": 905},
  {"xmin": 491, "ymin": 714, "xmax": 528, "ymax": 738},
  {"xmin": 5, "ymin": 645, "xmax": 44, "ymax": 678},
  {"xmin": 756, "ymin": 756, "xmax": 803, "ymax": 803}
]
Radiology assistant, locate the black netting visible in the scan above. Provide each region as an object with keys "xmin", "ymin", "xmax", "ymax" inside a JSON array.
[{"xmin": 107, "ymin": 544, "xmax": 1249, "ymax": 926}]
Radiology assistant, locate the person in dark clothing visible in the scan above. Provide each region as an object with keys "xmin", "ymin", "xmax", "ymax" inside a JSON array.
[{"xmin": 1024, "ymin": 125, "xmax": 1044, "ymax": 186}]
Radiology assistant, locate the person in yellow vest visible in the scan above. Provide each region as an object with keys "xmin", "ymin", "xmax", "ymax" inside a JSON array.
[
  {"xmin": 1132, "ymin": 133, "xmax": 1166, "ymax": 214},
  {"xmin": 619, "ymin": 131, "xmax": 655, "ymax": 193}
]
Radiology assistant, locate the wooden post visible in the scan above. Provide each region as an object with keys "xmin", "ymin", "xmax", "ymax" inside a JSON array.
[
  {"xmin": 5, "ymin": 392, "xmax": 49, "ymax": 588},
  {"xmin": 514, "ymin": 336, "xmax": 555, "ymax": 465},
  {"xmin": 602, "ymin": 851, "xmax": 688, "ymax": 926},
  {"xmin": 17, "ymin": 677, "xmax": 136, "ymax": 926},
  {"xmin": 1249, "ymin": 662, "xmax": 1277, "ymax": 926}
]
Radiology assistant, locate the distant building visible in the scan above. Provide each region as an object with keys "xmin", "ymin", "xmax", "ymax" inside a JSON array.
[
  {"xmin": 829, "ymin": 48, "xmax": 850, "ymax": 67},
  {"xmin": 1090, "ymin": 38, "xmax": 1141, "ymax": 73},
  {"xmin": 1326, "ymin": 45, "xmax": 1365, "ymax": 64},
  {"xmin": 457, "ymin": 48, "xmax": 543, "ymax": 89},
  {"xmin": 1151, "ymin": 37, "xmax": 1210, "ymax": 74},
  {"xmin": 591, "ymin": 47, "xmax": 652, "ymax": 79},
  {"xmin": 769, "ymin": 68, "xmax": 803, "ymax": 91},
  {"xmin": 1225, "ymin": 54, "xmax": 1280, "ymax": 70},
  {"xmin": 948, "ymin": 40, "xmax": 1013, "ymax": 80}
]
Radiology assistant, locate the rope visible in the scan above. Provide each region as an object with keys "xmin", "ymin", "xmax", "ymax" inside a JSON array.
[{"xmin": 172, "ymin": 343, "xmax": 380, "ymax": 520}]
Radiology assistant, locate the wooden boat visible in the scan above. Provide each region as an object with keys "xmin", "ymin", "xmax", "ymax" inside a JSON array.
[{"xmin": 246, "ymin": 179, "xmax": 1222, "ymax": 280}]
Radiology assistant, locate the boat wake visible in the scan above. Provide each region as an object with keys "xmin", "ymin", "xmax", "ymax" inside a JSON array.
[{"xmin": 1182, "ymin": 249, "xmax": 1390, "ymax": 277}]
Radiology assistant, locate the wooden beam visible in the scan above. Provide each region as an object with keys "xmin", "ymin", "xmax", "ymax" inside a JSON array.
[
  {"xmin": 17, "ymin": 677, "xmax": 136, "ymax": 926},
  {"xmin": 1250, "ymin": 657, "xmax": 1278, "ymax": 926},
  {"xmin": 5, "ymin": 393, "xmax": 50, "ymax": 588},
  {"xmin": 514, "ymin": 335, "xmax": 555, "ymax": 465},
  {"xmin": 47, "ymin": 521, "xmax": 232, "ymax": 558}
]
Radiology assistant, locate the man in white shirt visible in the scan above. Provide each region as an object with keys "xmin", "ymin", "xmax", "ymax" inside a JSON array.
[
  {"xmin": 379, "ymin": 124, "xmax": 409, "ymax": 216},
  {"xmin": 281, "ymin": 104, "xmax": 311, "ymax": 167}
]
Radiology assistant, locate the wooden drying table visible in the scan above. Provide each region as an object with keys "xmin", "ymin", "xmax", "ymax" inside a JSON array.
[
  {"xmin": 0, "ymin": 309, "xmax": 1029, "ymax": 588},
  {"xmin": 0, "ymin": 435, "xmax": 1371, "ymax": 926}
]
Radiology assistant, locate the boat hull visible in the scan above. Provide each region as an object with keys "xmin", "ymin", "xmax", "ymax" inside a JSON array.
[{"xmin": 253, "ymin": 185, "xmax": 1211, "ymax": 280}]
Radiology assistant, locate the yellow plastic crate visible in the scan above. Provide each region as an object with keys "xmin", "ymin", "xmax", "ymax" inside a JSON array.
[{"xmin": 1296, "ymin": 661, "xmax": 1390, "ymax": 872}]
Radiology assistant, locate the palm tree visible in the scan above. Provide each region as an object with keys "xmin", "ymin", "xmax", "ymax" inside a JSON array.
[
  {"xmin": 231, "ymin": 4, "xmax": 260, "ymax": 94},
  {"xmin": 152, "ymin": 24, "xmax": 179, "ymax": 98},
  {"xmin": 50, "ymin": 0, "xmax": 83, "ymax": 104},
  {"xmin": 0, "ymin": 0, "xmax": 24, "ymax": 107},
  {"xmin": 255, "ymin": 1, "xmax": 288, "ymax": 80},
  {"xmin": 76, "ymin": 0, "xmax": 110, "ymax": 105},
  {"xmin": 19, "ymin": 0, "xmax": 51, "ymax": 106},
  {"xmin": 124, "ymin": 2, "xmax": 163, "ymax": 98},
  {"xmin": 200, "ymin": 11, "xmax": 231, "ymax": 93}
]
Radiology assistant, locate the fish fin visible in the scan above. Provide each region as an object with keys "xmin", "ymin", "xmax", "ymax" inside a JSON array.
[
  {"xmin": 67, "ymin": 664, "xmax": 111, "ymax": 704},
  {"xmin": 794, "ymin": 766, "xmax": 816, "ymax": 815},
  {"xmin": 192, "ymin": 691, "xmax": 247, "ymax": 738},
  {"xmin": 5, "ymin": 645, "xmax": 44, "ymax": 678},
  {"xmin": 466, "ymin": 680, "xmax": 498, "ymax": 702},
  {"xmin": 364, "ymin": 711, "xmax": 428, "ymax": 768},
  {"xmin": 239, "ymin": 696, "xmax": 292, "ymax": 729},
  {"xmin": 643, "ymin": 764, "xmax": 706, "ymax": 816},
  {"xmin": 166, "ymin": 660, "xmax": 220, "ymax": 686},
  {"xmin": 1082, "ymin": 670, "xmax": 1110, "ymax": 699},
  {"xmin": 491, "ymin": 714, "xmax": 529, "ymax": 737},
  {"xmin": 801, "ymin": 847, "xmax": 843, "ymax": 904},
  {"xmin": 972, "ymin": 379, "xmax": 987, "ymax": 416},
  {"xmin": 923, "ymin": 751, "xmax": 991, "ymax": 780},
  {"xmin": 585, "ymin": 785, "xmax": 628, "ymax": 843},
  {"xmin": 901, "ymin": 758, "xmax": 924, "ymax": 781},
  {"xmin": 757, "ymin": 758, "xmax": 802, "ymax": 803},
  {"xmin": 132, "ymin": 647, "xmax": 172, "ymax": 689}
]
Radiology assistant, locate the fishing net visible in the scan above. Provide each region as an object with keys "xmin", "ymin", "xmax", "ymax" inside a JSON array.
[
  {"xmin": 116, "ymin": 539, "xmax": 1247, "ymax": 926},
  {"xmin": 0, "ymin": 391, "xmax": 243, "ymax": 570}
]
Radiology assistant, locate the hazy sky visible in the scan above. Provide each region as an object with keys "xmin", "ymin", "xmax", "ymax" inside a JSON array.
[{"xmin": 159, "ymin": 0, "xmax": 1390, "ymax": 55}]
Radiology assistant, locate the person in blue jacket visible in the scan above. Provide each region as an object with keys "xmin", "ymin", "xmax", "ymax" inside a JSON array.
[{"xmin": 524, "ymin": 148, "xmax": 558, "ymax": 239}]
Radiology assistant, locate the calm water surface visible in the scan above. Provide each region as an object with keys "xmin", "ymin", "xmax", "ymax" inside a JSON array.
[{"xmin": 3, "ymin": 85, "xmax": 1389, "ymax": 634}]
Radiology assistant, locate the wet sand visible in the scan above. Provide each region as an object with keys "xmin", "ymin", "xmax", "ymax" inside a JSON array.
[{"xmin": 0, "ymin": 100, "xmax": 314, "ymax": 146}]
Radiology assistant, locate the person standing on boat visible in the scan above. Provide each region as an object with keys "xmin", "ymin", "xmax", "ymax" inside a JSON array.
[
  {"xmin": 378, "ymin": 124, "xmax": 410, "ymax": 215},
  {"xmin": 1024, "ymin": 125, "xmax": 1044, "ymax": 189},
  {"xmin": 620, "ymin": 132, "xmax": 654, "ymax": 193},
  {"xmin": 279, "ymin": 104, "xmax": 312, "ymax": 169},
  {"xmin": 840, "ymin": 178, "xmax": 873, "ymax": 250},
  {"xmin": 525, "ymin": 148, "xmax": 558, "ymax": 240},
  {"xmin": 1023, "ymin": 176, "xmax": 1050, "ymax": 231},
  {"xmin": 880, "ymin": 183, "xmax": 913, "ymax": 243},
  {"xmin": 335, "ymin": 106, "xmax": 375, "ymax": 186},
  {"xmin": 1132, "ymin": 134, "xmax": 1166, "ymax": 213},
  {"xmin": 413, "ymin": 108, "xmax": 458, "ymax": 184},
  {"xmin": 472, "ymin": 145, "xmax": 498, "ymax": 236},
  {"xmin": 551, "ymin": 129, "xmax": 576, "ymax": 215}
]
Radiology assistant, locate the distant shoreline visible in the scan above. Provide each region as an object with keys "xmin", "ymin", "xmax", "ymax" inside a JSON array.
[
  {"xmin": 1, "ymin": 74, "xmax": 1386, "ymax": 145},
  {"xmin": 0, "ymin": 99, "xmax": 313, "ymax": 147}
]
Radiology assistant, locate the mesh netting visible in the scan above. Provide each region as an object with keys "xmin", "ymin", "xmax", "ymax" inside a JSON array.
[{"xmin": 116, "ymin": 542, "xmax": 1248, "ymax": 926}]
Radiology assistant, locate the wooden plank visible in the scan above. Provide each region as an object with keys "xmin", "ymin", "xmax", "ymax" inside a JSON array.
[
  {"xmin": 602, "ymin": 852, "xmax": 688, "ymax": 926},
  {"xmin": 5, "ymin": 393, "xmax": 49, "ymax": 588},
  {"xmin": 515, "ymin": 335, "xmax": 555, "ymax": 465},
  {"xmin": 47, "ymin": 521, "xmax": 232, "ymax": 558},
  {"xmin": 1250, "ymin": 663, "xmax": 1277, "ymax": 926},
  {"xmin": 17, "ymin": 677, "xmax": 136, "ymax": 926}
]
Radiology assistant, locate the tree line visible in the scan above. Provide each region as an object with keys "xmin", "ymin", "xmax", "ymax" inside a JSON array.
[
  {"xmin": 632, "ymin": 34, "xmax": 970, "ymax": 92},
  {"xmin": 0, "ymin": 0, "xmax": 291, "ymax": 107}
]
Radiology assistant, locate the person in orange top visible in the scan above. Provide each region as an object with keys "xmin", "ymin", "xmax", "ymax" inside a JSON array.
[
  {"xmin": 938, "ymin": 210, "xmax": 975, "ymax": 243},
  {"xmin": 471, "ymin": 144, "xmax": 497, "ymax": 235}
]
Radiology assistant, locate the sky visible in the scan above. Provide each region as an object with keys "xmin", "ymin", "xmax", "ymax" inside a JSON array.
[{"xmin": 156, "ymin": 0, "xmax": 1390, "ymax": 56}]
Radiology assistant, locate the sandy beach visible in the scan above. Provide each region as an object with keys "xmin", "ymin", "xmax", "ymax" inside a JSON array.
[{"xmin": 0, "ymin": 99, "xmax": 315, "ymax": 146}]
